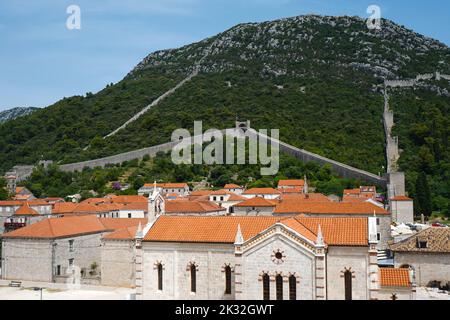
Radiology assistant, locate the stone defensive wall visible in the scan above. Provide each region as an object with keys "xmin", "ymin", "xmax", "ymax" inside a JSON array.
[{"xmin": 246, "ymin": 129, "xmax": 387, "ymax": 186}]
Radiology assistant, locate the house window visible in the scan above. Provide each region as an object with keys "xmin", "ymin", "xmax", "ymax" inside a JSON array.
[
  {"xmin": 225, "ymin": 266, "xmax": 232, "ymax": 295},
  {"xmin": 377, "ymin": 233, "xmax": 381, "ymax": 241},
  {"xmin": 289, "ymin": 275, "xmax": 296, "ymax": 300},
  {"xmin": 128, "ymin": 213, "xmax": 132, "ymax": 218},
  {"xmin": 56, "ymin": 265, "xmax": 61, "ymax": 276},
  {"xmin": 376, "ymin": 218, "xmax": 380, "ymax": 225},
  {"xmin": 220, "ymin": 196, "xmax": 224, "ymax": 201},
  {"xmin": 262, "ymin": 273, "xmax": 270, "ymax": 300},
  {"xmin": 344, "ymin": 270, "xmax": 352, "ymax": 300},
  {"xmin": 276, "ymin": 274, "xmax": 283, "ymax": 300},
  {"xmin": 416, "ymin": 238, "xmax": 427, "ymax": 248},
  {"xmin": 190, "ymin": 264, "xmax": 196, "ymax": 293},
  {"xmin": 69, "ymin": 240, "xmax": 74, "ymax": 252},
  {"xmin": 213, "ymin": 196, "xmax": 217, "ymax": 201},
  {"xmin": 157, "ymin": 263, "xmax": 163, "ymax": 291},
  {"xmin": 68, "ymin": 258, "xmax": 74, "ymax": 268}
]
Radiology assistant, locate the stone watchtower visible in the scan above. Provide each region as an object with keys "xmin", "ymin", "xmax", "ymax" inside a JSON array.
[
  {"xmin": 5, "ymin": 172, "xmax": 17, "ymax": 196},
  {"xmin": 235, "ymin": 120, "xmax": 251, "ymax": 132}
]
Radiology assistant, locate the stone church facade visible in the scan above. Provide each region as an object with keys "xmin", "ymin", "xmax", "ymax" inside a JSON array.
[{"xmin": 134, "ymin": 215, "xmax": 382, "ymax": 300}]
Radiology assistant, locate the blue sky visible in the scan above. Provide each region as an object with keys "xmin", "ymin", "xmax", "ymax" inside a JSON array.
[{"xmin": 0, "ymin": 0, "xmax": 449, "ymax": 111}]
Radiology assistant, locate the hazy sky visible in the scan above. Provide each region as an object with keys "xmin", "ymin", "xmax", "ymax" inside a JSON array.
[{"xmin": 0, "ymin": 0, "xmax": 449, "ymax": 111}]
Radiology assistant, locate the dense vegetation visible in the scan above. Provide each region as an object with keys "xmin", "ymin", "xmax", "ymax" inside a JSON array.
[
  {"xmin": 22, "ymin": 149, "xmax": 367, "ymax": 201},
  {"xmin": 390, "ymin": 83, "xmax": 450, "ymax": 216}
]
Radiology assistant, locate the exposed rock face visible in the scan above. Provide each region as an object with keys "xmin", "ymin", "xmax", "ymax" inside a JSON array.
[{"xmin": 0, "ymin": 107, "xmax": 38, "ymax": 123}]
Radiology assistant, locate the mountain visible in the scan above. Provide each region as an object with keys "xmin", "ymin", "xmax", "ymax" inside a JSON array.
[
  {"xmin": 1, "ymin": 15, "xmax": 449, "ymax": 211},
  {"xmin": 0, "ymin": 107, "xmax": 38, "ymax": 124}
]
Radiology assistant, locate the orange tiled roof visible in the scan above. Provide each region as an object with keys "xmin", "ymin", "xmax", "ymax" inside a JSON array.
[
  {"xmin": 234, "ymin": 197, "xmax": 278, "ymax": 207},
  {"xmin": 280, "ymin": 193, "xmax": 332, "ymax": 202},
  {"xmin": 278, "ymin": 179, "xmax": 305, "ymax": 187},
  {"xmin": 143, "ymin": 183, "xmax": 188, "ymax": 188},
  {"xmin": 190, "ymin": 190, "xmax": 213, "ymax": 196},
  {"xmin": 144, "ymin": 215, "xmax": 368, "ymax": 246},
  {"xmin": 120, "ymin": 202, "xmax": 147, "ymax": 211},
  {"xmin": 103, "ymin": 225, "xmax": 139, "ymax": 240},
  {"xmin": 110, "ymin": 195, "xmax": 147, "ymax": 204},
  {"xmin": 1, "ymin": 216, "xmax": 147, "ymax": 239},
  {"xmin": 243, "ymin": 188, "xmax": 281, "ymax": 195},
  {"xmin": 14, "ymin": 204, "xmax": 39, "ymax": 216},
  {"xmin": 274, "ymin": 200, "xmax": 388, "ymax": 215},
  {"xmin": 279, "ymin": 186, "xmax": 303, "ymax": 193},
  {"xmin": 343, "ymin": 189, "xmax": 361, "ymax": 195},
  {"xmin": 379, "ymin": 268, "xmax": 411, "ymax": 287},
  {"xmin": 0, "ymin": 200, "xmax": 28, "ymax": 206},
  {"xmin": 15, "ymin": 187, "xmax": 25, "ymax": 194},
  {"xmin": 52, "ymin": 202, "xmax": 78, "ymax": 215},
  {"xmin": 81, "ymin": 198, "xmax": 112, "ymax": 205},
  {"xmin": 165, "ymin": 200, "xmax": 226, "ymax": 213},
  {"xmin": 390, "ymin": 196, "xmax": 413, "ymax": 201},
  {"xmin": 224, "ymin": 184, "xmax": 242, "ymax": 189},
  {"xmin": 227, "ymin": 194, "xmax": 247, "ymax": 201}
]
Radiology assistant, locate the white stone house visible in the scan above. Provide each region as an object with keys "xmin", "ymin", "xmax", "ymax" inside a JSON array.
[
  {"xmin": 0, "ymin": 216, "xmax": 146, "ymax": 283},
  {"xmin": 389, "ymin": 196, "xmax": 414, "ymax": 224},
  {"xmin": 232, "ymin": 197, "xmax": 277, "ymax": 216},
  {"xmin": 223, "ymin": 184, "xmax": 244, "ymax": 195},
  {"xmin": 133, "ymin": 215, "xmax": 402, "ymax": 300},
  {"xmin": 242, "ymin": 188, "xmax": 281, "ymax": 200},
  {"xmin": 390, "ymin": 227, "xmax": 450, "ymax": 287},
  {"xmin": 138, "ymin": 183, "xmax": 189, "ymax": 197}
]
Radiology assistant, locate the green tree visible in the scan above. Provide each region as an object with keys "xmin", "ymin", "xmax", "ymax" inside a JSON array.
[{"xmin": 415, "ymin": 171, "xmax": 432, "ymax": 216}]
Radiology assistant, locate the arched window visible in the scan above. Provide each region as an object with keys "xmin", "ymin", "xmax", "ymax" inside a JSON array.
[
  {"xmin": 157, "ymin": 263, "xmax": 163, "ymax": 291},
  {"xmin": 225, "ymin": 266, "xmax": 232, "ymax": 295},
  {"xmin": 289, "ymin": 275, "xmax": 296, "ymax": 300},
  {"xmin": 344, "ymin": 270, "xmax": 352, "ymax": 300},
  {"xmin": 262, "ymin": 273, "xmax": 270, "ymax": 300},
  {"xmin": 190, "ymin": 264, "xmax": 197, "ymax": 293},
  {"xmin": 276, "ymin": 274, "xmax": 283, "ymax": 300}
]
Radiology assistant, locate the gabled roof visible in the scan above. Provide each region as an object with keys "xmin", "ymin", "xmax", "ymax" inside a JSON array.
[
  {"xmin": 390, "ymin": 196, "xmax": 413, "ymax": 201},
  {"xmin": 379, "ymin": 268, "xmax": 411, "ymax": 287},
  {"xmin": 243, "ymin": 188, "xmax": 281, "ymax": 195},
  {"xmin": 280, "ymin": 193, "xmax": 332, "ymax": 202},
  {"xmin": 110, "ymin": 195, "xmax": 147, "ymax": 204},
  {"xmin": 234, "ymin": 197, "xmax": 277, "ymax": 207},
  {"xmin": 52, "ymin": 202, "xmax": 78, "ymax": 215},
  {"xmin": 165, "ymin": 200, "xmax": 226, "ymax": 213},
  {"xmin": 390, "ymin": 227, "xmax": 450, "ymax": 253},
  {"xmin": 279, "ymin": 186, "xmax": 303, "ymax": 193},
  {"xmin": 144, "ymin": 216, "xmax": 280, "ymax": 243},
  {"xmin": 278, "ymin": 179, "xmax": 305, "ymax": 187},
  {"xmin": 224, "ymin": 184, "xmax": 242, "ymax": 189},
  {"xmin": 14, "ymin": 204, "xmax": 39, "ymax": 216},
  {"xmin": 120, "ymin": 202, "xmax": 147, "ymax": 211},
  {"xmin": 103, "ymin": 226, "xmax": 139, "ymax": 240},
  {"xmin": 143, "ymin": 215, "xmax": 369, "ymax": 246},
  {"xmin": 274, "ymin": 201, "xmax": 388, "ymax": 215},
  {"xmin": 143, "ymin": 183, "xmax": 188, "ymax": 188},
  {"xmin": 1, "ymin": 216, "xmax": 147, "ymax": 239}
]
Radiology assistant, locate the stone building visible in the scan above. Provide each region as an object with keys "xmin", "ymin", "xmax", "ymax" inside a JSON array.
[
  {"xmin": 277, "ymin": 179, "xmax": 307, "ymax": 194},
  {"xmin": 242, "ymin": 188, "xmax": 281, "ymax": 200},
  {"xmin": 390, "ymin": 227, "xmax": 450, "ymax": 287},
  {"xmin": 0, "ymin": 200, "xmax": 52, "ymax": 233},
  {"xmin": 389, "ymin": 196, "xmax": 414, "ymax": 224},
  {"xmin": 223, "ymin": 184, "xmax": 244, "ymax": 195},
  {"xmin": 138, "ymin": 183, "xmax": 189, "ymax": 197},
  {"xmin": 378, "ymin": 268, "xmax": 415, "ymax": 300},
  {"xmin": 133, "ymin": 215, "xmax": 404, "ymax": 300},
  {"xmin": 0, "ymin": 216, "xmax": 146, "ymax": 284},
  {"xmin": 232, "ymin": 197, "xmax": 277, "ymax": 216}
]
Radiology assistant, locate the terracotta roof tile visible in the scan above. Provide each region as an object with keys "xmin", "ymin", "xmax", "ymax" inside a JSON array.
[
  {"xmin": 390, "ymin": 227, "xmax": 450, "ymax": 253},
  {"xmin": 278, "ymin": 180, "xmax": 305, "ymax": 187},
  {"xmin": 165, "ymin": 200, "xmax": 226, "ymax": 214},
  {"xmin": 110, "ymin": 195, "xmax": 147, "ymax": 204},
  {"xmin": 234, "ymin": 197, "xmax": 278, "ymax": 207},
  {"xmin": 144, "ymin": 215, "xmax": 368, "ymax": 246},
  {"xmin": 243, "ymin": 188, "xmax": 281, "ymax": 195},
  {"xmin": 390, "ymin": 196, "xmax": 413, "ymax": 201},
  {"xmin": 280, "ymin": 193, "xmax": 332, "ymax": 202},
  {"xmin": 52, "ymin": 202, "xmax": 78, "ymax": 215},
  {"xmin": 14, "ymin": 204, "xmax": 39, "ymax": 216},
  {"xmin": 379, "ymin": 268, "xmax": 411, "ymax": 287},
  {"xmin": 1, "ymin": 216, "xmax": 147, "ymax": 239},
  {"xmin": 224, "ymin": 184, "xmax": 242, "ymax": 189},
  {"xmin": 274, "ymin": 200, "xmax": 388, "ymax": 215}
]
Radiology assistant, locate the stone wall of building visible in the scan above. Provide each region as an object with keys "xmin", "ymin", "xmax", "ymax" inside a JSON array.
[
  {"xmin": 394, "ymin": 252, "xmax": 450, "ymax": 287},
  {"xmin": 1, "ymin": 233, "xmax": 104, "ymax": 283},
  {"xmin": 101, "ymin": 239, "xmax": 136, "ymax": 288},
  {"xmin": 378, "ymin": 287, "xmax": 414, "ymax": 300},
  {"xmin": 325, "ymin": 246, "xmax": 372, "ymax": 300},
  {"xmin": 390, "ymin": 200, "xmax": 414, "ymax": 224},
  {"xmin": 141, "ymin": 242, "xmax": 236, "ymax": 300},
  {"xmin": 1, "ymin": 238, "xmax": 54, "ymax": 282}
]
